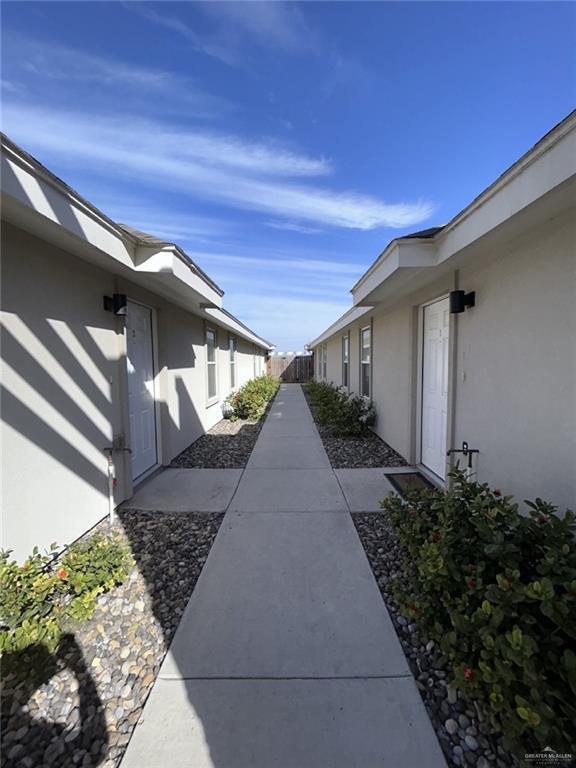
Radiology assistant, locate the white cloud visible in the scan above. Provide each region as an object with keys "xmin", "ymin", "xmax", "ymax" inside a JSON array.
[
  {"xmin": 266, "ymin": 221, "xmax": 323, "ymax": 234},
  {"xmin": 4, "ymin": 37, "xmax": 230, "ymax": 118},
  {"xmin": 129, "ymin": 5, "xmax": 240, "ymax": 66},
  {"xmin": 2, "ymin": 103, "xmax": 435, "ymax": 231},
  {"xmin": 1, "ymin": 80, "xmax": 24, "ymax": 93},
  {"xmin": 130, "ymin": 1, "xmax": 315, "ymax": 66},
  {"xmin": 188, "ymin": 250, "xmax": 363, "ymax": 278},
  {"xmin": 199, "ymin": 1, "xmax": 314, "ymax": 53},
  {"xmin": 224, "ymin": 293, "xmax": 351, "ymax": 351}
]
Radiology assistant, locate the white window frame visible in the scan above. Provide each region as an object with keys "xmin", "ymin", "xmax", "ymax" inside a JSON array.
[
  {"xmin": 229, "ymin": 334, "xmax": 237, "ymax": 389},
  {"xmin": 360, "ymin": 325, "xmax": 371, "ymax": 399},
  {"xmin": 342, "ymin": 333, "xmax": 350, "ymax": 390},
  {"xmin": 206, "ymin": 326, "xmax": 218, "ymax": 405},
  {"xmin": 322, "ymin": 343, "xmax": 327, "ymax": 379}
]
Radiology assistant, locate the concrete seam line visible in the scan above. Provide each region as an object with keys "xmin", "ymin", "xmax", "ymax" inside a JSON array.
[
  {"xmin": 332, "ymin": 469, "xmax": 352, "ymax": 513},
  {"xmin": 158, "ymin": 674, "xmax": 414, "ymax": 681}
]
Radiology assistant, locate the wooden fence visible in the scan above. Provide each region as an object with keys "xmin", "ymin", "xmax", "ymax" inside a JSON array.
[{"xmin": 267, "ymin": 354, "xmax": 314, "ymax": 383}]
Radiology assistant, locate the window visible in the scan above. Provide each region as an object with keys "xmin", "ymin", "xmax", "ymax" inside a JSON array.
[
  {"xmin": 360, "ymin": 326, "xmax": 371, "ymax": 398},
  {"xmin": 342, "ymin": 334, "xmax": 349, "ymax": 389},
  {"xmin": 322, "ymin": 343, "xmax": 327, "ymax": 379},
  {"xmin": 229, "ymin": 335, "xmax": 237, "ymax": 388},
  {"xmin": 316, "ymin": 348, "xmax": 321, "ymax": 378},
  {"xmin": 206, "ymin": 327, "xmax": 218, "ymax": 402}
]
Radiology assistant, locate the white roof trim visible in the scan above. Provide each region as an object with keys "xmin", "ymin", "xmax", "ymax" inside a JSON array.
[
  {"xmin": 204, "ymin": 307, "xmax": 272, "ymax": 350},
  {"xmin": 352, "ymin": 110, "xmax": 576, "ymax": 307},
  {"xmin": 1, "ymin": 134, "xmax": 273, "ymax": 347},
  {"xmin": 307, "ymin": 304, "xmax": 373, "ymax": 348}
]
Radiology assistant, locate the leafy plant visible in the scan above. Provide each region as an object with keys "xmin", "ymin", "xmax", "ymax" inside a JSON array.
[
  {"xmin": 226, "ymin": 374, "xmax": 280, "ymax": 421},
  {"xmin": 0, "ymin": 533, "xmax": 133, "ymax": 655},
  {"xmin": 381, "ymin": 469, "xmax": 576, "ymax": 755},
  {"xmin": 304, "ymin": 380, "xmax": 376, "ymax": 436}
]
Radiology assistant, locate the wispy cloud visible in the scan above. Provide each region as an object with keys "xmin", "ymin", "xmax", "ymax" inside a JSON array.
[
  {"xmin": 1, "ymin": 80, "xmax": 24, "ymax": 94},
  {"xmin": 2, "ymin": 103, "xmax": 435, "ymax": 231},
  {"xmin": 129, "ymin": 5, "xmax": 240, "ymax": 67},
  {"xmin": 188, "ymin": 250, "xmax": 363, "ymax": 278},
  {"xmin": 130, "ymin": 1, "xmax": 315, "ymax": 67},
  {"xmin": 199, "ymin": 1, "xmax": 315, "ymax": 53},
  {"xmin": 223, "ymin": 294, "xmax": 351, "ymax": 352},
  {"xmin": 265, "ymin": 221, "xmax": 323, "ymax": 234},
  {"xmin": 3, "ymin": 36, "xmax": 231, "ymax": 118}
]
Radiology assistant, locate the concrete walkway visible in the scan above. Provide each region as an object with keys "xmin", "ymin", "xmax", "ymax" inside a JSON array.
[{"xmin": 121, "ymin": 384, "xmax": 446, "ymax": 768}]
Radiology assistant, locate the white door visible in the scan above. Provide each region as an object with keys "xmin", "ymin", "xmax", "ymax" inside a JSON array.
[
  {"xmin": 421, "ymin": 297, "xmax": 450, "ymax": 479},
  {"xmin": 126, "ymin": 302, "xmax": 157, "ymax": 480}
]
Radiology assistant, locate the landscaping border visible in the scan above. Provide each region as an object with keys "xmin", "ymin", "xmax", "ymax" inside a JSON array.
[
  {"xmin": 1, "ymin": 511, "xmax": 223, "ymax": 768},
  {"xmin": 353, "ymin": 511, "xmax": 517, "ymax": 768},
  {"xmin": 302, "ymin": 386, "xmax": 408, "ymax": 469}
]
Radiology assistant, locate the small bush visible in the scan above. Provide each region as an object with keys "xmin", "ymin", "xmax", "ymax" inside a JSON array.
[
  {"xmin": 0, "ymin": 532, "xmax": 133, "ymax": 655},
  {"xmin": 381, "ymin": 469, "xmax": 576, "ymax": 755},
  {"xmin": 227, "ymin": 374, "xmax": 280, "ymax": 421},
  {"xmin": 304, "ymin": 380, "xmax": 376, "ymax": 436}
]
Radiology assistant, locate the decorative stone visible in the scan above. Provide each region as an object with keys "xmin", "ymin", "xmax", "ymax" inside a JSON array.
[
  {"xmin": 445, "ymin": 718, "xmax": 458, "ymax": 735},
  {"xmin": 0, "ymin": 511, "xmax": 224, "ymax": 768},
  {"xmin": 7, "ymin": 745, "xmax": 24, "ymax": 761},
  {"xmin": 352, "ymin": 509, "xmax": 518, "ymax": 768},
  {"xmin": 446, "ymin": 686, "xmax": 458, "ymax": 704},
  {"xmin": 465, "ymin": 735, "xmax": 479, "ymax": 751}
]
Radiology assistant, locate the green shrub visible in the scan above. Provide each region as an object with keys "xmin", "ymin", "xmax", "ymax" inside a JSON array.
[
  {"xmin": 381, "ymin": 469, "xmax": 576, "ymax": 754},
  {"xmin": 303, "ymin": 380, "xmax": 376, "ymax": 436},
  {"xmin": 227, "ymin": 374, "xmax": 280, "ymax": 421},
  {"xmin": 0, "ymin": 532, "xmax": 133, "ymax": 655}
]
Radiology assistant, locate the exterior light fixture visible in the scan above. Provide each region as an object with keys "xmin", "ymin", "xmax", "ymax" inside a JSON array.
[
  {"xmin": 103, "ymin": 294, "xmax": 128, "ymax": 315},
  {"xmin": 449, "ymin": 290, "xmax": 476, "ymax": 314}
]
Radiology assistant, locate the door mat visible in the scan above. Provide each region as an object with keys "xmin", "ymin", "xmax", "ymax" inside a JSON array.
[{"xmin": 384, "ymin": 472, "xmax": 435, "ymax": 498}]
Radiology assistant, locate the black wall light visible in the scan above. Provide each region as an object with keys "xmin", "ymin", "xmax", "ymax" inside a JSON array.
[
  {"xmin": 103, "ymin": 293, "xmax": 128, "ymax": 316},
  {"xmin": 449, "ymin": 289, "xmax": 476, "ymax": 314}
]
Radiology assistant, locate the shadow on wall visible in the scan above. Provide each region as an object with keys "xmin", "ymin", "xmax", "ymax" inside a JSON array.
[
  {"xmin": 0, "ymin": 305, "xmax": 270, "ymax": 765},
  {"xmin": 2, "ymin": 157, "xmax": 95, "ymax": 245},
  {"xmin": 0, "ymin": 308, "xmax": 235, "ymax": 766},
  {"xmin": 1, "ymin": 170, "xmax": 272, "ymax": 767}
]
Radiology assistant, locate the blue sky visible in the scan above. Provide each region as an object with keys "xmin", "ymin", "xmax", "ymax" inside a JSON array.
[{"xmin": 2, "ymin": 2, "xmax": 575, "ymax": 349}]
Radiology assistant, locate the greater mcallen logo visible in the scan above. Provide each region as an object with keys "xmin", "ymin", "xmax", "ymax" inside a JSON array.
[{"xmin": 524, "ymin": 746, "xmax": 574, "ymax": 766}]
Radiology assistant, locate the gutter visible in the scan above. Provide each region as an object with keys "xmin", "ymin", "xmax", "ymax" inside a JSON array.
[{"xmin": 351, "ymin": 108, "xmax": 576, "ymax": 296}]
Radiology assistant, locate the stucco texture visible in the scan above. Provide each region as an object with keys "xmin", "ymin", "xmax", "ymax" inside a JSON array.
[{"xmin": 1, "ymin": 223, "xmax": 267, "ymax": 560}]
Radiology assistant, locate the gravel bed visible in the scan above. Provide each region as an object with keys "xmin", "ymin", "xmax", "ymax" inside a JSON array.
[
  {"xmin": 170, "ymin": 416, "xmax": 263, "ymax": 468},
  {"xmin": 303, "ymin": 392, "xmax": 408, "ymax": 469},
  {"xmin": 1, "ymin": 511, "xmax": 223, "ymax": 768},
  {"xmin": 353, "ymin": 512, "xmax": 517, "ymax": 768}
]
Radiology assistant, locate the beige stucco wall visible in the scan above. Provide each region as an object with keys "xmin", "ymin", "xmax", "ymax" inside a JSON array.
[
  {"xmin": 312, "ymin": 210, "xmax": 575, "ymax": 512},
  {"xmin": 1, "ymin": 223, "xmax": 267, "ymax": 560},
  {"xmin": 453, "ymin": 211, "xmax": 576, "ymax": 511},
  {"xmin": 1, "ymin": 224, "xmax": 121, "ymax": 560}
]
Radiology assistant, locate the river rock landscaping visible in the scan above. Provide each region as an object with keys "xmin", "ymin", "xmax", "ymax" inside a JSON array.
[
  {"xmin": 170, "ymin": 416, "xmax": 264, "ymax": 468},
  {"xmin": 353, "ymin": 511, "xmax": 514, "ymax": 768},
  {"xmin": 302, "ymin": 381, "xmax": 408, "ymax": 468},
  {"xmin": 170, "ymin": 374, "xmax": 280, "ymax": 469},
  {"xmin": 353, "ymin": 470, "xmax": 576, "ymax": 767},
  {"xmin": 1, "ymin": 511, "xmax": 223, "ymax": 768}
]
